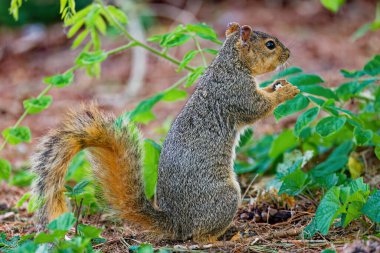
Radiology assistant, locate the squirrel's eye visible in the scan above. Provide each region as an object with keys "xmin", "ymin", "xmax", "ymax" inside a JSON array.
[{"xmin": 265, "ymin": 40, "xmax": 276, "ymax": 50}]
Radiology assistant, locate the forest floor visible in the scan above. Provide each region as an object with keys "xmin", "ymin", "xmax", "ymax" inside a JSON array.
[{"xmin": 0, "ymin": 0, "xmax": 379, "ymax": 252}]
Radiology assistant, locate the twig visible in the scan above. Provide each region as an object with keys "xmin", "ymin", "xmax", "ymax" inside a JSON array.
[
  {"xmin": 241, "ymin": 174, "xmax": 259, "ymax": 201},
  {"xmin": 264, "ymin": 227, "xmax": 303, "ymax": 240},
  {"xmin": 74, "ymin": 198, "xmax": 84, "ymax": 235}
]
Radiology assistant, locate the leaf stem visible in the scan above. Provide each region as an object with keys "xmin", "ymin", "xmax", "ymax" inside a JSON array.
[{"xmin": 192, "ymin": 36, "xmax": 207, "ymax": 67}]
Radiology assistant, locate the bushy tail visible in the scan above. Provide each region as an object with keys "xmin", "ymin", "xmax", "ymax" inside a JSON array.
[{"xmin": 31, "ymin": 105, "xmax": 170, "ymax": 234}]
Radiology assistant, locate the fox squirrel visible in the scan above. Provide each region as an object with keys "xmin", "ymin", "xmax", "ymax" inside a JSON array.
[{"xmin": 31, "ymin": 22, "xmax": 299, "ymax": 242}]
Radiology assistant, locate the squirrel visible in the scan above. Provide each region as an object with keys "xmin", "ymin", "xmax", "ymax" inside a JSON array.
[{"xmin": 31, "ymin": 22, "xmax": 299, "ymax": 243}]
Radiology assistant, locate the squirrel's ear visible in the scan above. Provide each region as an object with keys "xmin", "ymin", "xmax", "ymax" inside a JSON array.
[
  {"xmin": 225, "ymin": 22, "xmax": 240, "ymax": 37},
  {"xmin": 240, "ymin": 25, "xmax": 252, "ymax": 46}
]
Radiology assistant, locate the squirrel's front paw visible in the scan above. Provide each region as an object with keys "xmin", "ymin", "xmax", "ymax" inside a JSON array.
[{"xmin": 273, "ymin": 79, "xmax": 300, "ymax": 102}]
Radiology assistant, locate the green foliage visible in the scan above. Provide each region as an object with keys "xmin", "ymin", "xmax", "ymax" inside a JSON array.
[
  {"xmin": 143, "ymin": 139, "xmax": 161, "ymax": 199},
  {"xmin": 2, "ymin": 126, "xmax": 31, "ymax": 145},
  {"xmin": 304, "ymin": 178, "xmax": 372, "ymax": 237},
  {"xmin": 0, "ymin": 212, "xmax": 105, "ymax": 252},
  {"xmin": 9, "ymin": 0, "xmax": 22, "ymax": 20},
  {"xmin": 320, "ymin": 0, "xmax": 345, "ymax": 13},
  {"xmin": 23, "ymin": 96, "xmax": 53, "ymax": 114},
  {"xmin": 0, "ymin": 159, "xmax": 11, "ymax": 181},
  {"xmin": 274, "ymin": 94, "xmax": 310, "ymax": 121},
  {"xmin": 361, "ymin": 190, "xmax": 380, "ymax": 222},
  {"xmin": 44, "ymin": 71, "xmax": 75, "ymax": 88},
  {"xmin": 352, "ymin": 2, "xmax": 380, "ymax": 40}
]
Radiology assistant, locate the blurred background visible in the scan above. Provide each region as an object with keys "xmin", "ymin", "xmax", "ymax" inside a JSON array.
[{"xmin": 0, "ymin": 0, "xmax": 379, "ymax": 166}]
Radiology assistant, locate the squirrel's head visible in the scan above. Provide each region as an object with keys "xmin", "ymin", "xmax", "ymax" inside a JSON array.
[{"xmin": 225, "ymin": 22, "xmax": 290, "ymax": 75}]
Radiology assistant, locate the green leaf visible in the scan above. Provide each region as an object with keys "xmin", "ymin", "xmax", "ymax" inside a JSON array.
[
  {"xmin": 143, "ymin": 139, "xmax": 161, "ymax": 199},
  {"xmin": 287, "ymin": 74, "xmax": 324, "ymax": 86},
  {"xmin": 351, "ymin": 23, "xmax": 372, "ymax": 41},
  {"xmin": 137, "ymin": 243, "xmax": 154, "ymax": 253},
  {"xmin": 315, "ymin": 116, "xmax": 346, "ymax": 137},
  {"xmin": 311, "ymin": 157, "xmax": 349, "ymax": 177},
  {"xmin": 163, "ymin": 34, "xmax": 191, "ymax": 48},
  {"xmin": 340, "ymin": 69, "xmax": 365, "ymax": 78},
  {"xmin": 273, "ymin": 66, "xmax": 303, "ymax": 79},
  {"xmin": 10, "ymin": 170, "xmax": 35, "ymax": 187},
  {"xmin": 2, "ymin": 126, "xmax": 31, "ymax": 145},
  {"xmin": 237, "ymin": 128, "xmax": 253, "ymax": 150},
  {"xmin": 178, "ymin": 50, "xmax": 198, "ymax": 72},
  {"xmin": 308, "ymin": 95, "xmax": 325, "ymax": 106},
  {"xmin": 128, "ymin": 93, "xmax": 165, "ymax": 124},
  {"xmin": 16, "ymin": 192, "xmax": 31, "ymax": 208},
  {"xmin": 186, "ymin": 23, "xmax": 221, "ymax": 44},
  {"xmin": 0, "ymin": 159, "xmax": 11, "ymax": 181},
  {"xmin": 67, "ymin": 18, "xmax": 85, "ymax": 38},
  {"xmin": 304, "ymin": 186, "xmax": 341, "ymax": 237},
  {"xmin": 299, "ymin": 85, "xmax": 338, "ymax": 100},
  {"xmin": 27, "ymin": 194, "xmax": 41, "ymax": 213},
  {"xmin": 95, "ymin": 16, "xmax": 107, "ymax": 35},
  {"xmin": 363, "ymin": 54, "xmax": 380, "ymax": 76},
  {"xmin": 65, "ymin": 151, "xmax": 90, "ymax": 181},
  {"xmin": 354, "ymin": 127, "xmax": 373, "ymax": 146},
  {"xmin": 185, "ymin": 66, "xmax": 205, "ymax": 88},
  {"xmin": 203, "ymin": 48, "xmax": 218, "ymax": 55},
  {"xmin": 321, "ymin": 0, "xmax": 345, "ymax": 12},
  {"xmin": 375, "ymin": 145, "xmax": 380, "ymax": 160},
  {"xmin": 72, "ymin": 30, "xmax": 89, "ymax": 49},
  {"xmin": 47, "ymin": 212, "xmax": 76, "ymax": 231},
  {"xmin": 75, "ymin": 50, "xmax": 108, "ymax": 66},
  {"xmin": 311, "ymin": 141, "xmax": 353, "ymax": 177},
  {"xmin": 274, "ymin": 94, "xmax": 310, "ymax": 120},
  {"xmin": 44, "ymin": 71, "xmax": 74, "ymax": 88},
  {"xmin": 77, "ymin": 224, "xmax": 103, "ymax": 238},
  {"xmin": 107, "ymin": 6, "xmax": 128, "ymax": 24},
  {"xmin": 68, "ymin": 179, "xmax": 90, "ymax": 197},
  {"xmin": 294, "ymin": 107, "xmax": 320, "ymax": 136},
  {"xmin": 321, "ymin": 249, "xmax": 336, "ymax": 253},
  {"xmin": 23, "ymin": 96, "xmax": 53, "ymax": 115},
  {"xmin": 279, "ymin": 168, "xmax": 308, "ymax": 196},
  {"xmin": 269, "ymin": 129, "xmax": 298, "ymax": 158},
  {"xmin": 162, "ymin": 89, "xmax": 187, "ymax": 102},
  {"xmin": 361, "ymin": 190, "xmax": 380, "ymax": 222},
  {"xmin": 34, "ymin": 230, "xmax": 66, "ymax": 243}
]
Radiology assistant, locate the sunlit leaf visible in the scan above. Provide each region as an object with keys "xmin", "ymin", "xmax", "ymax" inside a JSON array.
[
  {"xmin": 362, "ymin": 190, "xmax": 380, "ymax": 222},
  {"xmin": 363, "ymin": 54, "xmax": 380, "ymax": 76},
  {"xmin": 274, "ymin": 94, "xmax": 310, "ymax": 120},
  {"xmin": 44, "ymin": 71, "xmax": 74, "ymax": 88},
  {"xmin": 23, "ymin": 96, "xmax": 53, "ymax": 115},
  {"xmin": 143, "ymin": 139, "xmax": 161, "ymax": 199},
  {"xmin": 294, "ymin": 107, "xmax": 320, "ymax": 136},
  {"xmin": 162, "ymin": 89, "xmax": 187, "ymax": 102},
  {"xmin": 287, "ymin": 74, "xmax": 324, "ymax": 86},
  {"xmin": 320, "ymin": 0, "xmax": 345, "ymax": 13},
  {"xmin": 315, "ymin": 116, "xmax": 346, "ymax": 137},
  {"xmin": 0, "ymin": 159, "xmax": 11, "ymax": 181},
  {"xmin": 354, "ymin": 127, "xmax": 373, "ymax": 146},
  {"xmin": 2, "ymin": 126, "xmax": 31, "ymax": 145},
  {"xmin": 47, "ymin": 212, "xmax": 76, "ymax": 231}
]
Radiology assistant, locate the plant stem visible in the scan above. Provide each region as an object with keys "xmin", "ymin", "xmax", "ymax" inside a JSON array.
[
  {"xmin": 193, "ymin": 36, "xmax": 207, "ymax": 67},
  {"xmin": 96, "ymin": 0, "xmax": 195, "ymax": 72}
]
